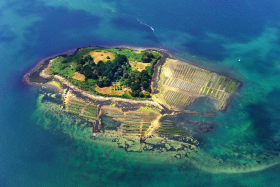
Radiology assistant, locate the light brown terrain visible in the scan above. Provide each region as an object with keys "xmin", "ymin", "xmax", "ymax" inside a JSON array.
[
  {"xmin": 129, "ymin": 60, "xmax": 151, "ymax": 72},
  {"xmin": 95, "ymin": 85, "xmax": 125, "ymax": 95},
  {"xmin": 72, "ymin": 72, "xmax": 85, "ymax": 81},
  {"xmin": 89, "ymin": 50, "xmax": 115, "ymax": 64}
]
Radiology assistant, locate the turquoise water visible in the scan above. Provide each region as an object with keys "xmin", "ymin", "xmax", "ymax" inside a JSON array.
[{"xmin": 1, "ymin": 0, "xmax": 280, "ymax": 186}]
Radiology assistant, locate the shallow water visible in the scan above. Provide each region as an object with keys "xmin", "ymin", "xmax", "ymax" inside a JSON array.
[{"xmin": 1, "ymin": 0, "xmax": 280, "ymax": 186}]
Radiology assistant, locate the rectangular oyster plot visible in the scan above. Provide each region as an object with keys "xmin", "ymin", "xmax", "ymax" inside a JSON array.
[
  {"xmin": 65, "ymin": 97, "xmax": 99, "ymax": 121},
  {"xmin": 153, "ymin": 59, "xmax": 242, "ymax": 111}
]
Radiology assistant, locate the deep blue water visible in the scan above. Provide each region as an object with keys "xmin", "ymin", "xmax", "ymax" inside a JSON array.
[{"xmin": 1, "ymin": 0, "xmax": 280, "ymax": 186}]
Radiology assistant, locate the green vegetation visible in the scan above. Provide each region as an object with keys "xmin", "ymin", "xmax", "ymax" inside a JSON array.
[
  {"xmin": 157, "ymin": 121, "xmax": 188, "ymax": 136},
  {"xmin": 228, "ymin": 82, "xmax": 237, "ymax": 92},
  {"xmin": 69, "ymin": 100, "xmax": 85, "ymax": 105},
  {"xmin": 84, "ymin": 116, "xmax": 97, "ymax": 120},
  {"xmin": 122, "ymin": 121, "xmax": 142, "ymax": 135},
  {"xmin": 212, "ymin": 89, "xmax": 217, "ymax": 97},
  {"xmin": 138, "ymin": 107, "xmax": 160, "ymax": 113},
  {"xmin": 221, "ymin": 78, "xmax": 227, "ymax": 89},
  {"xmin": 204, "ymin": 87, "xmax": 209, "ymax": 95},
  {"xmin": 163, "ymin": 90, "xmax": 194, "ymax": 107},
  {"xmin": 68, "ymin": 108, "xmax": 80, "ymax": 113},
  {"xmin": 217, "ymin": 77, "xmax": 224, "ymax": 88},
  {"xmin": 208, "ymin": 88, "xmax": 213, "ymax": 95},
  {"xmin": 225, "ymin": 80, "xmax": 232, "ymax": 92},
  {"xmin": 50, "ymin": 47, "xmax": 161, "ymax": 98},
  {"xmin": 37, "ymin": 65, "xmax": 43, "ymax": 70},
  {"xmin": 216, "ymin": 91, "xmax": 220, "ymax": 98},
  {"xmin": 83, "ymin": 112, "xmax": 96, "ymax": 117},
  {"xmin": 44, "ymin": 68, "xmax": 53, "ymax": 75},
  {"xmin": 47, "ymin": 81, "xmax": 62, "ymax": 89}
]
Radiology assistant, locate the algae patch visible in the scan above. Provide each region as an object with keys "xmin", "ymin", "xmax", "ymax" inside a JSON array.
[{"xmin": 47, "ymin": 81, "xmax": 62, "ymax": 90}]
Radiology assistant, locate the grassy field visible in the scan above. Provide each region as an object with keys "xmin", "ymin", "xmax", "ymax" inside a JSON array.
[
  {"xmin": 129, "ymin": 61, "xmax": 151, "ymax": 72},
  {"xmin": 72, "ymin": 72, "xmax": 85, "ymax": 81},
  {"xmin": 89, "ymin": 50, "xmax": 115, "ymax": 63}
]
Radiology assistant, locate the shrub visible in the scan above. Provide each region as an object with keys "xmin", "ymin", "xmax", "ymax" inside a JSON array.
[
  {"xmin": 139, "ymin": 92, "xmax": 144, "ymax": 98},
  {"xmin": 144, "ymin": 91, "xmax": 150, "ymax": 98}
]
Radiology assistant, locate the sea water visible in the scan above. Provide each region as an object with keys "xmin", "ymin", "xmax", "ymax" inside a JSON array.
[{"xmin": 1, "ymin": 0, "xmax": 280, "ymax": 186}]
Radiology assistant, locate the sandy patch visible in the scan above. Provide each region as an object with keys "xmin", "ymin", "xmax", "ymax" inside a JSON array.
[
  {"xmin": 129, "ymin": 61, "xmax": 151, "ymax": 72},
  {"xmin": 167, "ymin": 58, "xmax": 180, "ymax": 72},
  {"xmin": 89, "ymin": 50, "xmax": 115, "ymax": 64},
  {"xmin": 160, "ymin": 58, "xmax": 174, "ymax": 78},
  {"xmin": 72, "ymin": 72, "xmax": 85, "ymax": 81}
]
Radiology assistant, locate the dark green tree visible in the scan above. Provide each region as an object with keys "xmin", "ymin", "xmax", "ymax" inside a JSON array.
[
  {"xmin": 117, "ymin": 68, "xmax": 123, "ymax": 76},
  {"xmin": 141, "ymin": 70, "xmax": 149, "ymax": 77},
  {"xmin": 97, "ymin": 79, "xmax": 103, "ymax": 87},
  {"xmin": 142, "ymin": 52, "xmax": 154, "ymax": 63},
  {"xmin": 89, "ymin": 59, "xmax": 96, "ymax": 66},
  {"xmin": 92, "ymin": 73, "xmax": 98, "ymax": 79},
  {"xmin": 97, "ymin": 60, "xmax": 106, "ymax": 75},
  {"xmin": 107, "ymin": 72, "xmax": 113, "ymax": 80},
  {"xmin": 114, "ymin": 72, "xmax": 119, "ymax": 80},
  {"xmin": 103, "ymin": 78, "xmax": 111, "ymax": 86},
  {"xmin": 142, "ymin": 81, "xmax": 149, "ymax": 89},
  {"xmin": 131, "ymin": 90, "xmax": 140, "ymax": 97},
  {"xmin": 84, "ymin": 65, "xmax": 93, "ymax": 78},
  {"xmin": 139, "ymin": 92, "xmax": 144, "ymax": 98},
  {"xmin": 75, "ymin": 64, "xmax": 83, "ymax": 73},
  {"xmin": 84, "ymin": 55, "xmax": 93, "ymax": 63},
  {"xmin": 131, "ymin": 80, "xmax": 141, "ymax": 92},
  {"xmin": 123, "ymin": 72, "xmax": 128, "ymax": 78},
  {"xmin": 115, "ymin": 54, "xmax": 128, "ymax": 65},
  {"xmin": 77, "ymin": 59, "xmax": 86, "ymax": 65}
]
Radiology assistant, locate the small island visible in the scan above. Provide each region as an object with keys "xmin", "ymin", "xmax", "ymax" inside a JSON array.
[{"xmin": 26, "ymin": 46, "xmax": 242, "ymax": 142}]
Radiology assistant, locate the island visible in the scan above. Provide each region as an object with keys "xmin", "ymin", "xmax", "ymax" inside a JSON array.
[
  {"xmin": 26, "ymin": 47, "xmax": 280, "ymax": 174},
  {"xmin": 26, "ymin": 46, "xmax": 242, "ymax": 143}
]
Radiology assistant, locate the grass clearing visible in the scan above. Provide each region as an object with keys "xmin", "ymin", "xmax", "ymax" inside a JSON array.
[
  {"xmin": 129, "ymin": 61, "xmax": 151, "ymax": 72},
  {"xmin": 72, "ymin": 72, "xmax": 85, "ymax": 81},
  {"xmin": 89, "ymin": 50, "xmax": 115, "ymax": 64}
]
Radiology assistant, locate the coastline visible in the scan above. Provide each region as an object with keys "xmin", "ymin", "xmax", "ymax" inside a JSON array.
[
  {"xmin": 24, "ymin": 46, "xmax": 243, "ymax": 114},
  {"xmin": 23, "ymin": 48, "xmax": 78, "ymax": 85}
]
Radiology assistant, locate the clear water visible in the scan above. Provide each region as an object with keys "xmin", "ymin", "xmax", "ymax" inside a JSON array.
[{"xmin": 1, "ymin": 0, "xmax": 280, "ymax": 186}]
